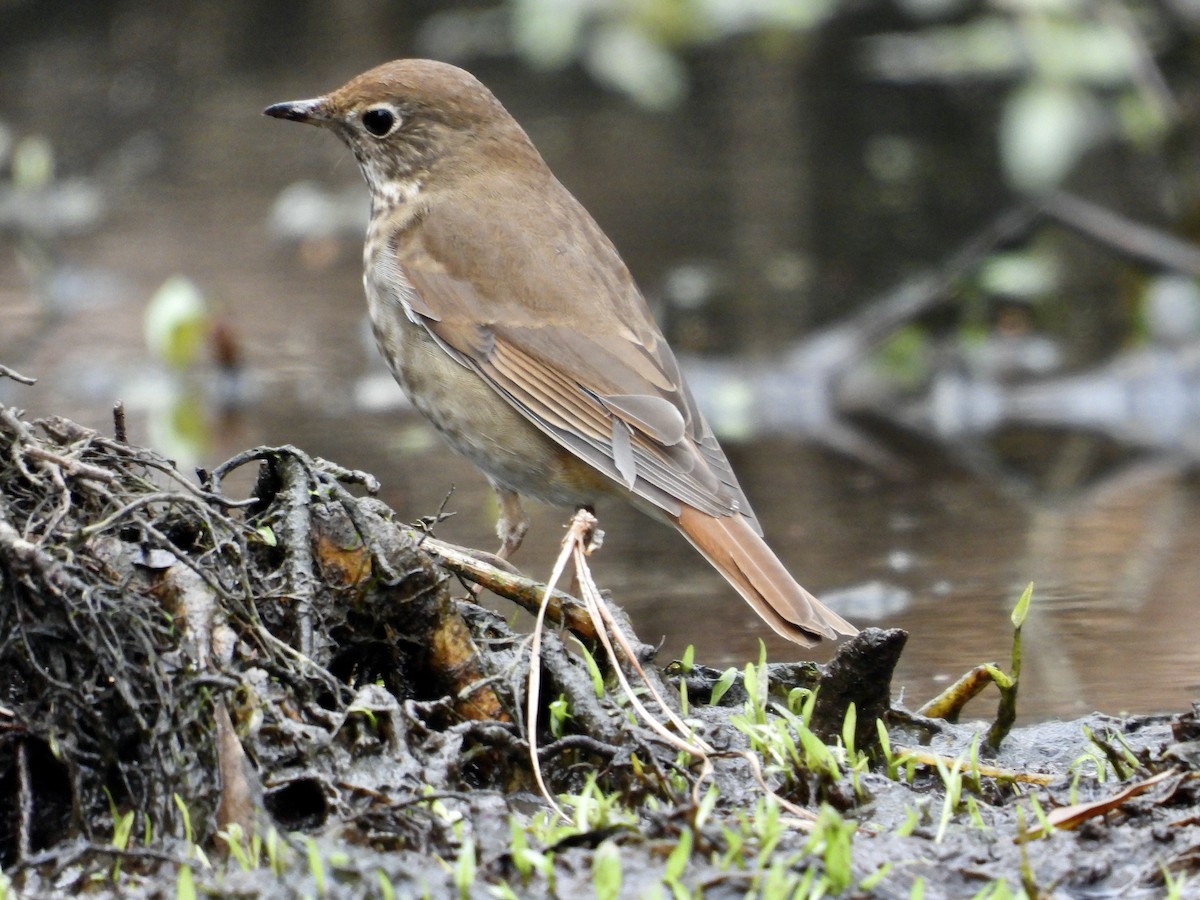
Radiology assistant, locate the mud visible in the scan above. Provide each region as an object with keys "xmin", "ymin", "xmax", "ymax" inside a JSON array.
[{"xmin": 0, "ymin": 395, "xmax": 1197, "ymax": 898}]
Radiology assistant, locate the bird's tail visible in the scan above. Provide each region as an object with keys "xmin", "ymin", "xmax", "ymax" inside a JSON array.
[{"xmin": 674, "ymin": 505, "xmax": 857, "ymax": 647}]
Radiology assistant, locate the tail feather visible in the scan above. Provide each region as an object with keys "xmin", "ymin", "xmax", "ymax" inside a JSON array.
[{"xmin": 675, "ymin": 505, "xmax": 857, "ymax": 646}]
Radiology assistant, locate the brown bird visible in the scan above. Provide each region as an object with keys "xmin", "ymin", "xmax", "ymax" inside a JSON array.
[{"xmin": 265, "ymin": 59, "xmax": 855, "ymax": 646}]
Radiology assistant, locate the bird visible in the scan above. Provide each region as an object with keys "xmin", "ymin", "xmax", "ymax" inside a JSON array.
[{"xmin": 265, "ymin": 59, "xmax": 856, "ymax": 646}]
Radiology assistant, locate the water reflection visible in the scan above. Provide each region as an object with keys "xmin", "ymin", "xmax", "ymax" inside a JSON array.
[{"xmin": 924, "ymin": 345, "xmax": 1200, "ymax": 457}]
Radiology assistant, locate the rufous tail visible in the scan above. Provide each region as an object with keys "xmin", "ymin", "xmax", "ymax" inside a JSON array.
[{"xmin": 675, "ymin": 505, "xmax": 857, "ymax": 647}]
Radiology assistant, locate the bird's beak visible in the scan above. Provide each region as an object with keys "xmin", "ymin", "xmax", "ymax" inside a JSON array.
[{"xmin": 263, "ymin": 97, "xmax": 330, "ymax": 125}]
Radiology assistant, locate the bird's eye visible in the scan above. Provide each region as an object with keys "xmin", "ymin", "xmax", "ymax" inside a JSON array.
[{"xmin": 362, "ymin": 107, "xmax": 398, "ymax": 137}]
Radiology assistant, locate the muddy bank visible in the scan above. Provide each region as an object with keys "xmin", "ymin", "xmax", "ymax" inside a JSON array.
[{"xmin": 0, "ymin": 393, "xmax": 1197, "ymax": 898}]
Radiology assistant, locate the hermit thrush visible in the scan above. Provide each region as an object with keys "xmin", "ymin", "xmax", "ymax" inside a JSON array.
[{"xmin": 265, "ymin": 60, "xmax": 855, "ymax": 646}]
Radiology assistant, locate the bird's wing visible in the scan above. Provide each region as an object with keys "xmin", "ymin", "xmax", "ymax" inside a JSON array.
[{"xmin": 382, "ymin": 170, "xmax": 760, "ymax": 531}]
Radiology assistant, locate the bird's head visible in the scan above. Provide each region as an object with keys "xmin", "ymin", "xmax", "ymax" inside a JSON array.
[{"xmin": 265, "ymin": 59, "xmax": 535, "ymax": 199}]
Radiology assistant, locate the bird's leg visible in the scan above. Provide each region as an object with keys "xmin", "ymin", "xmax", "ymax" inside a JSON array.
[
  {"xmin": 493, "ymin": 486, "xmax": 529, "ymax": 561},
  {"xmin": 464, "ymin": 487, "xmax": 529, "ymax": 599}
]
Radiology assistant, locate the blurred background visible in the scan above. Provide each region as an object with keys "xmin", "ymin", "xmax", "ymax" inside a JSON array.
[{"xmin": 3, "ymin": 0, "xmax": 1200, "ymax": 721}]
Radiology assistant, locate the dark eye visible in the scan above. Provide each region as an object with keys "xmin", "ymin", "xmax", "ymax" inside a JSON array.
[{"xmin": 362, "ymin": 107, "xmax": 397, "ymax": 137}]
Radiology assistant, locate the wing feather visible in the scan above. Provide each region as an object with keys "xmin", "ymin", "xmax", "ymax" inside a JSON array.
[{"xmin": 388, "ymin": 172, "xmax": 762, "ymax": 531}]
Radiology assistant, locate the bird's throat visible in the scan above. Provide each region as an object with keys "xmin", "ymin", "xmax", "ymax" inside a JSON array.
[{"xmin": 367, "ymin": 175, "xmax": 423, "ymax": 218}]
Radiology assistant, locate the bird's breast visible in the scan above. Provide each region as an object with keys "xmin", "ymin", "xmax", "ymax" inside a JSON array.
[{"xmin": 362, "ymin": 242, "xmax": 610, "ymax": 508}]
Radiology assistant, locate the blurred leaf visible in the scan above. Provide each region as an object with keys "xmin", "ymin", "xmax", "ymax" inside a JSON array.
[
  {"xmin": 874, "ymin": 325, "xmax": 932, "ymax": 390},
  {"xmin": 700, "ymin": 0, "xmax": 836, "ymax": 36},
  {"xmin": 863, "ymin": 17, "xmax": 1025, "ymax": 81},
  {"xmin": 0, "ymin": 122, "xmax": 13, "ymax": 170},
  {"xmin": 388, "ymin": 424, "xmax": 439, "ymax": 454},
  {"xmin": 1000, "ymin": 81, "xmax": 1098, "ymax": 192},
  {"xmin": 145, "ymin": 276, "xmax": 209, "ymax": 370},
  {"xmin": 511, "ymin": 0, "xmax": 835, "ymax": 108},
  {"xmin": 148, "ymin": 388, "xmax": 211, "ymax": 470},
  {"xmin": 12, "ymin": 135, "xmax": 54, "ymax": 189},
  {"xmin": 513, "ymin": 0, "xmax": 588, "ymax": 69},
  {"xmin": 865, "ymin": 13, "xmax": 1139, "ymax": 86},
  {"xmin": 1024, "ymin": 15, "xmax": 1139, "ymax": 87},
  {"xmin": 978, "ymin": 249, "xmax": 1060, "ymax": 300},
  {"xmin": 584, "ymin": 21, "xmax": 688, "ymax": 109},
  {"xmin": 1142, "ymin": 274, "xmax": 1200, "ymax": 344},
  {"xmin": 1116, "ymin": 90, "xmax": 1171, "ymax": 149}
]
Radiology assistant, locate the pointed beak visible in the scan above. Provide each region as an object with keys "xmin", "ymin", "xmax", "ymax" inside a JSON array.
[{"xmin": 263, "ymin": 97, "xmax": 330, "ymax": 125}]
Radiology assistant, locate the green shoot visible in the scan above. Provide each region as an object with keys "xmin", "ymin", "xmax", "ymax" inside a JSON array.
[
  {"xmin": 807, "ymin": 804, "xmax": 856, "ymax": 894},
  {"xmin": 841, "ymin": 702, "xmax": 858, "ymax": 760},
  {"xmin": 695, "ymin": 784, "xmax": 718, "ymax": 830},
  {"xmin": 709, "ymin": 667, "xmax": 738, "ymax": 706},
  {"xmin": 988, "ymin": 582, "xmax": 1033, "ymax": 748},
  {"xmin": 1162, "ymin": 863, "xmax": 1193, "ymax": 899},
  {"xmin": 176, "ymin": 864, "xmax": 195, "ymax": 900},
  {"xmin": 860, "ymin": 863, "xmax": 892, "ymax": 892},
  {"xmin": 571, "ymin": 638, "xmax": 606, "ymax": 699},
  {"xmin": 173, "ymin": 794, "xmax": 194, "ymax": 848},
  {"xmin": 378, "ymin": 869, "xmax": 396, "ymax": 900},
  {"xmin": 548, "ymin": 695, "xmax": 570, "ymax": 738},
  {"xmin": 592, "ymin": 840, "xmax": 622, "ymax": 900},
  {"xmin": 896, "ymin": 805, "xmax": 921, "ymax": 837},
  {"xmin": 304, "ymin": 837, "xmax": 326, "ymax": 897},
  {"xmin": 934, "ymin": 751, "xmax": 966, "ymax": 843},
  {"xmin": 1016, "ymin": 806, "xmax": 1040, "ymax": 896},
  {"xmin": 455, "ymin": 837, "xmax": 476, "ymax": 900},
  {"xmin": 663, "ymin": 825, "xmax": 692, "ymax": 893}
]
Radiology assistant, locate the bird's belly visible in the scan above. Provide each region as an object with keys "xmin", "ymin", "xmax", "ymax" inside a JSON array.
[{"xmin": 368, "ymin": 308, "xmax": 608, "ymax": 508}]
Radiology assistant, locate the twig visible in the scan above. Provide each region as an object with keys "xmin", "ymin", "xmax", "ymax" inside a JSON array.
[
  {"xmin": 417, "ymin": 534, "xmax": 597, "ymax": 639},
  {"xmin": 1042, "ymin": 191, "xmax": 1200, "ymax": 276},
  {"xmin": 8, "ymin": 843, "xmax": 191, "ymax": 874},
  {"xmin": 36, "ymin": 416, "xmax": 255, "ymax": 509},
  {"xmin": 275, "ymin": 454, "xmax": 317, "ymax": 658},
  {"xmin": 23, "ymin": 445, "xmax": 116, "ymax": 483},
  {"xmin": 0, "ymin": 365, "xmax": 36, "ymax": 385},
  {"xmin": 314, "ymin": 456, "xmax": 381, "ymax": 494},
  {"xmin": 412, "ymin": 487, "xmax": 457, "ymax": 550},
  {"xmin": 112, "ymin": 400, "xmax": 127, "ymax": 444},
  {"xmin": 1099, "ymin": 2, "xmax": 1177, "ymax": 122},
  {"xmin": 536, "ymin": 734, "xmax": 622, "ymax": 761},
  {"xmin": 207, "ymin": 444, "xmax": 302, "ymax": 491},
  {"xmin": 17, "ymin": 740, "xmax": 32, "ymax": 862},
  {"xmin": 895, "ymin": 747, "xmax": 1056, "ymax": 787},
  {"xmin": 0, "ymin": 514, "xmax": 90, "ymax": 598},
  {"xmin": 74, "ymin": 492, "xmax": 208, "ymax": 539}
]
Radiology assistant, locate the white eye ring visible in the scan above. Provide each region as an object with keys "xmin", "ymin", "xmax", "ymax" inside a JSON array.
[{"xmin": 361, "ymin": 105, "xmax": 401, "ymax": 138}]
